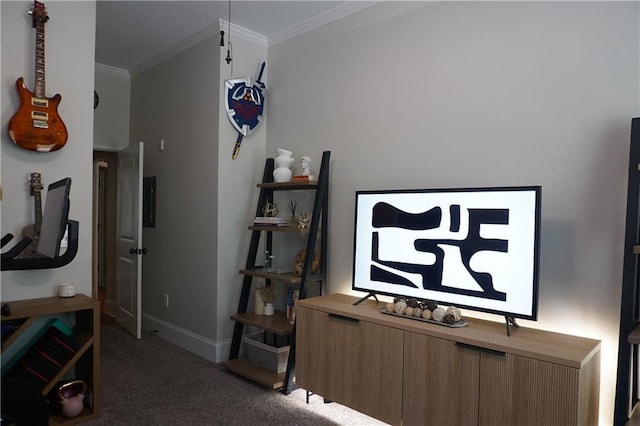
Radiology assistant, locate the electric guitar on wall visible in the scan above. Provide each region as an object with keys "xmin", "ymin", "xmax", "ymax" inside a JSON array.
[
  {"xmin": 17, "ymin": 172, "xmax": 44, "ymax": 258},
  {"xmin": 8, "ymin": 1, "xmax": 68, "ymax": 153}
]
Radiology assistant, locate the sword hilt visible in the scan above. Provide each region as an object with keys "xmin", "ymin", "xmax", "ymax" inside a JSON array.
[{"xmin": 232, "ymin": 133, "xmax": 243, "ymax": 159}]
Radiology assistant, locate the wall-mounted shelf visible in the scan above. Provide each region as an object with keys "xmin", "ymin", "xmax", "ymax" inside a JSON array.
[{"xmin": 1, "ymin": 220, "xmax": 79, "ymax": 271}]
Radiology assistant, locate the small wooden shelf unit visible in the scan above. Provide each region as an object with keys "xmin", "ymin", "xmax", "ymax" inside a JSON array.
[{"xmin": 1, "ymin": 294, "xmax": 100, "ymax": 425}]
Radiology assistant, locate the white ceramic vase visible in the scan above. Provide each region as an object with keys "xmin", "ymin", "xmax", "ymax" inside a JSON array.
[
  {"xmin": 273, "ymin": 149, "xmax": 294, "ymax": 183},
  {"xmin": 264, "ymin": 303, "xmax": 275, "ymax": 316}
]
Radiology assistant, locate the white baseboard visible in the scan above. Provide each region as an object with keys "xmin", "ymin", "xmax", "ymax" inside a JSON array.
[{"xmin": 142, "ymin": 313, "xmax": 231, "ymax": 363}]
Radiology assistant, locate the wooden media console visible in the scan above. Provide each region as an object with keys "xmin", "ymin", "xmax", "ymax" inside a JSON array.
[{"xmin": 296, "ymin": 293, "xmax": 601, "ymax": 426}]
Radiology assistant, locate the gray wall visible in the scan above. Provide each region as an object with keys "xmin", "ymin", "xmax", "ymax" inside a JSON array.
[
  {"xmin": 267, "ymin": 2, "xmax": 638, "ymax": 422},
  {"xmin": 130, "ymin": 32, "xmax": 267, "ymax": 361},
  {"xmin": 94, "ymin": 65, "xmax": 130, "ymax": 151},
  {"xmin": 1, "ymin": 1, "xmax": 96, "ymax": 300}
]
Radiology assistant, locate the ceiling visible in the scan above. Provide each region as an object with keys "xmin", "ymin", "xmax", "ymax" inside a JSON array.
[{"xmin": 95, "ymin": 1, "xmax": 362, "ymax": 74}]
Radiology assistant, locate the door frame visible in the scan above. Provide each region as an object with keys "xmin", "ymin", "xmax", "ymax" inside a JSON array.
[{"xmin": 92, "ymin": 150, "xmax": 117, "ymax": 316}]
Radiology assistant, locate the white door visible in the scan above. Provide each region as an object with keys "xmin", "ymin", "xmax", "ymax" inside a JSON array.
[{"xmin": 116, "ymin": 141, "xmax": 144, "ymax": 339}]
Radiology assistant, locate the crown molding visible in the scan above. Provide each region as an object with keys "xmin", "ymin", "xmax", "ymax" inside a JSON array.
[
  {"xmin": 219, "ymin": 19, "xmax": 268, "ymax": 47},
  {"xmin": 130, "ymin": 23, "xmax": 218, "ymax": 76},
  {"xmin": 268, "ymin": 1, "xmax": 379, "ymax": 46},
  {"xmin": 130, "ymin": 19, "xmax": 267, "ymax": 76},
  {"xmin": 128, "ymin": 2, "xmax": 377, "ymax": 76},
  {"xmin": 95, "ymin": 63, "xmax": 130, "ymax": 79}
]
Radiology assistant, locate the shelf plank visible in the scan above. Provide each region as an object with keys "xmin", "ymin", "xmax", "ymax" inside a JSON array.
[
  {"xmin": 239, "ymin": 268, "xmax": 300, "ymax": 284},
  {"xmin": 0, "ymin": 294, "xmax": 95, "ymax": 320},
  {"xmin": 231, "ymin": 312, "xmax": 293, "ymax": 335},
  {"xmin": 223, "ymin": 357, "xmax": 286, "ymax": 389},
  {"xmin": 1, "ymin": 317, "xmax": 36, "ymax": 353},
  {"xmin": 249, "ymin": 225, "xmax": 310, "ymax": 234},
  {"xmin": 257, "ymin": 181, "xmax": 318, "ymax": 190},
  {"xmin": 239, "ymin": 268, "xmax": 324, "ymax": 285}
]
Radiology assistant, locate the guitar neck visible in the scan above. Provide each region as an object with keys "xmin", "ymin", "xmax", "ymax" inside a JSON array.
[
  {"xmin": 34, "ymin": 18, "xmax": 46, "ymax": 98},
  {"xmin": 33, "ymin": 193, "xmax": 42, "ymax": 241}
]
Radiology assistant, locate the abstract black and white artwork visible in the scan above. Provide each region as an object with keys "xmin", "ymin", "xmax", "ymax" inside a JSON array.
[{"xmin": 352, "ymin": 186, "xmax": 541, "ymax": 320}]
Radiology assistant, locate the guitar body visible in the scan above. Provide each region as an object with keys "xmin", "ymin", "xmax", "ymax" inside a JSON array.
[
  {"xmin": 17, "ymin": 224, "xmax": 42, "ymax": 258},
  {"xmin": 16, "ymin": 172, "xmax": 46, "ymax": 259},
  {"xmin": 8, "ymin": 77, "xmax": 67, "ymax": 152}
]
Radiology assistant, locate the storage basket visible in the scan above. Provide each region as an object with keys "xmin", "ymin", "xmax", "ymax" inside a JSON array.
[{"xmin": 244, "ymin": 333, "xmax": 289, "ymax": 374}]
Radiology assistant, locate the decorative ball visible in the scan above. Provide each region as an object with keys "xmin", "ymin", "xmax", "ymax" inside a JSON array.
[
  {"xmin": 404, "ymin": 307, "xmax": 415, "ymax": 317},
  {"xmin": 432, "ymin": 307, "xmax": 446, "ymax": 322},
  {"xmin": 425, "ymin": 301, "xmax": 438, "ymax": 311},
  {"xmin": 413, "ymin": 308, "xmax": 423, "ymax": 318},
  {"xmin": 394, "ymin": 300, "xmax": 407, "ymax": 314},
  {"xmin": 446, "ymin": 306, "xmax": 462, "ymax": 322},
  {"xmin": 443, "ymin": 314, "xmax": 456, "ymax": 325},
  {"xmin": 407, "ymin": 298, "xmax": 419, "ymax": 308},
  {"xmin": 422, "ymin": 309, "xmax": 432, "ymax": 320},
  {"xmin": 385, "ymin": 302, "xmax": 395, "ymax": 312}
]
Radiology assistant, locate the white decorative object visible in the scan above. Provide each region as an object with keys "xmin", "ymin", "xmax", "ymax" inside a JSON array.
[
  {"xmin": 57, "ymin": 283, "xmax": 75, "ymax": 298},
  {"xmin": 273, "ymin": 149, "xmax": 294, "ymax": 182},
  {"xmin": 301, "ymin": 156, "xmax": 312, "ymax": 176},
  {"xmin": 432, "ymin": 307, "xmax": 446, "ymax": 322},
  {"xmin": 264, "ymin": 303, "xmax": 275, "ymax": 316}
]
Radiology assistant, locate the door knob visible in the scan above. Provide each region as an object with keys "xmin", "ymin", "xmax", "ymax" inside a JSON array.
[{"xmin": 130, "ymin": 248, "xmax": 136, "ymax": 255}]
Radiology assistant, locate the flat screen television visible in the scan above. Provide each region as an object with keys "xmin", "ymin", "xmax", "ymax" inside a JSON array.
[
  {"xmin": 38, "ymin": 177, "xmax": 71, "ymax": 258},
  {"xmin": 352, "ymin": 186, "xmax": 541, "ymax": 321}
]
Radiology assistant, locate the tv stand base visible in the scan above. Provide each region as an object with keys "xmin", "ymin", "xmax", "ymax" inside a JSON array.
[
  {"xmin": 353, "ymin": 292, "xmax": 379, "ymax": 306},
  {"xmin": 505, "ymin": 315, "xmax": 519, "ymax": 336}
]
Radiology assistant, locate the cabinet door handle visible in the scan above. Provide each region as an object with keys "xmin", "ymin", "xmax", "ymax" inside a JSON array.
[
  {"xmin": 327, "ymin": 313, "xmax": 359, "ymax": 323},
  {"xmin": 455, "ymin": 342, "xmax": 505, "ymax": 356}
]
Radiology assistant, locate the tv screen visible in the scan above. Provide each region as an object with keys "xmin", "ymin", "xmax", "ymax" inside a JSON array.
[
  {"xmin": 38, "ymin": 178, "xmax": 71, "ymax": 258},
  {"xmin": 352, "ymin": 186, "xmax": 541, "ymax": 320}
]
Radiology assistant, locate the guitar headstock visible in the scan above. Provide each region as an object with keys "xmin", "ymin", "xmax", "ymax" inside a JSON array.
[
  {"xmin": 30, "ymin": 1, "xmax": 49, "ymax": 27},
  {"xmin": 28, "ymin": 172, "xmax": 43, "ymax": 195}
]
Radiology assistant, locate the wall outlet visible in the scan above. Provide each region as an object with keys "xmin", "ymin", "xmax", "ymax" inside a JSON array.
[{"xmin": 163, "ymin": 293, "xmax": 169, "ymax": 308}]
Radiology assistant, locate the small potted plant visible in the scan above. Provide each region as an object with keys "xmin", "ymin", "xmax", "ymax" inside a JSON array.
[{"xmin": 260, "ymin": 286, "xmax": 277, "ymax": 316}]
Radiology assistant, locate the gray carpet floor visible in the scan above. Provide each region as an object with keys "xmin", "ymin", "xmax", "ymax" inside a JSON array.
[{"xmin": 85, "ymin": 324, "xmax": 386, "ymax": 426}]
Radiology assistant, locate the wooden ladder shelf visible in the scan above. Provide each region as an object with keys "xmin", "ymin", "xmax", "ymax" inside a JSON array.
[{"xmin": 224, "ymin": 151, "xmax": 330, "ymax": 394}]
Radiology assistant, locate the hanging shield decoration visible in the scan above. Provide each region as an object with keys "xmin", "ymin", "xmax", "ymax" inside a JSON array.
[{"xmin": 225, "ymin": 62, "xmax": 266, "ymax": 159}]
